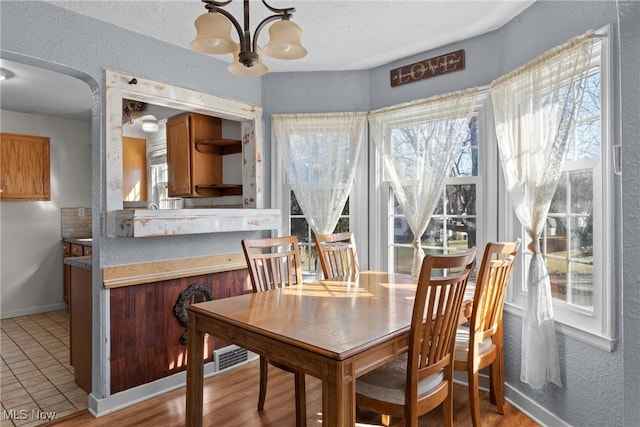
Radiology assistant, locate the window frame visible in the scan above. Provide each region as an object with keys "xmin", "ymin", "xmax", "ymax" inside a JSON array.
[
  {"xmin": 503, "ymin": 27, "xmax": 616, "ymax": 351},
  {"xmin": 370, "ymin": 90, "xmax": 497, "ymax": 272}
]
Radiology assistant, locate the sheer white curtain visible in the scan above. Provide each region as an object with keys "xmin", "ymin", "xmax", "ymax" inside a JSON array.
[
  {"xmin": 369, "ymin": 89, "xmax": 478, "ymax": 277},
  {"xmin": 491, "ymin": 31, "xmax": 595, "ymax": 389},
  {"xmin": 272, "ymin": 112, "xmax": 366, "ymax": 235}
]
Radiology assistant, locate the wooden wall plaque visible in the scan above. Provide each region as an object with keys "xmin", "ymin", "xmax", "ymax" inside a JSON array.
[{"xmin": 390, "ymin": 49, "xmax": 465, "ymax": 87}]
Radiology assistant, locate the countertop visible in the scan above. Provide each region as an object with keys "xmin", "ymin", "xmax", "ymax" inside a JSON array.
[
  {"xmin": 62, "ymin": 237, "xmax": 93, "ymax": 246},
  {"xmin": 64, "ymin": 255, "xmax": 92, "ymax": 270}
]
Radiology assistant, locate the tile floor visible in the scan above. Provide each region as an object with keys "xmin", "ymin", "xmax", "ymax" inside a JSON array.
[{"xmin": 1, "ymin": 310, "xmax": 87, "ymax": 427}]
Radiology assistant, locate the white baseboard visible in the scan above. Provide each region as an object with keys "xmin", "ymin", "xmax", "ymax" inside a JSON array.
[
  {"xmin": 88, "ymin": 352, "xmax": 259, "ymax": 418},
  {"xmin": 453, "ymin": 371, "xmax": 570, "ymax": 427},
  {"xmin": 0, "ymin": 303, "xmax": 68, "ymax": 319}
]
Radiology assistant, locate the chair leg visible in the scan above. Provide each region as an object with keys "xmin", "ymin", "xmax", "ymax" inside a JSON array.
[
  {"xmin": 443, "ymin": 383, "xmax": 454, "ymax": 427},
  {"xmin": 468, "ymin": 370, "xmax": 482, "ymax": 427},
  {"xmin": 258, "ymin": 356, "xmax": 268, "ymax": 411},
  {"xmin": 490, "ymin": 357, "xmax": 505, "ymax": 415},
  {"xmin": 293, "ymin": 371, "xmax": 307, "ymax": 427}
]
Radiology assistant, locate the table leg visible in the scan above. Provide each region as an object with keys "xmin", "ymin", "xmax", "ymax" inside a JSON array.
[
  {"xmin": 322, "ymin": 360, "xmax": 355, "ymax": 426},
  {"xmin": 186, "ymin": 313, "xmax": 205, "ymax": 427}
]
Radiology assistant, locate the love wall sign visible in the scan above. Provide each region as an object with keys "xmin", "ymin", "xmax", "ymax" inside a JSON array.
[{"xmin": 390, "ymin": 49, "xmax": 465, "ymax": 87}]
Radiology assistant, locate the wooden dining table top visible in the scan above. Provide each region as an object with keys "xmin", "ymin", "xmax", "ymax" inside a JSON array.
[
  {"xmin": 189, "ymin": 271, "xmax": 474, "ymax": 361},
  {"xmin": 189, "ymin": 271, "xmax": 422, "ymax": 359}
]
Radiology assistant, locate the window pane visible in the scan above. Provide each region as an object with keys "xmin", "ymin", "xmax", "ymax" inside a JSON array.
[
  {"xmin": 394, "ymin": 216, "xmax": 412, "ymax": 244},
  {"xmin": 446, "ymin": 184, "xmax": 476, "ymax": 215},
  {"xmin": 291, "ymin": 218, "xmax": 309, "ymax": 243},
  {"xmin": 447, "ymin": 217, "xmax": 476, "ymax": 250},
  {"xmin": 298, "ymin": 244, "xmax": 318, "ymax": 275},
  {"xmin": 334, "ymin": 217, "xmax": 349, "ymax": 233},
  {"xmin": 570, "ymin": 170, "xmax": 593, "ymax": 214},
  {"xmin": 291, "ymin": 191, "xmax": 303, "ymax": 215},
  {"xmin": 549, "ymin": 177, "xmax": 567, "ymax": 214},
  {"xmin": 545, "ymin": 170, "xmax": 594, "ymax": 310},
  {"xmin": 392, "ymin": 245, "xmax": 413, "ymax": 275},
  {"xmin": 549, "ymin": 257, "xmax": 568, "ymax": 301},
  {"xmin": 341, "ymin": 198, "xmax": 349, "ymax": 215},
  {"xmin": 566, "ymin": 72, "xmax": 601, "ymax": 161},
  {"xmin": 423, "ymin": 218, "xmax": 445, "ymax": 248},
  {"xmin": 450, "ymin": 116, "xmax": 479, "ymax": 177},
  {"xmin": 569, "ymin": 260, "xmax": 593, "ymax": 308}
]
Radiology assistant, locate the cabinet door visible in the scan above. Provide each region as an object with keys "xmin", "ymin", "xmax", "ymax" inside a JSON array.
[
  {"xmin": 122, "ymin": 136, "xmax": 148, "ymax": 202},
  {"xmin": 166, "ymin": 114, "xmax": 192, "ymax": 197},
  {"xmin": 0, "ymin": 133, "xmax": 50, "ymax": 200}
]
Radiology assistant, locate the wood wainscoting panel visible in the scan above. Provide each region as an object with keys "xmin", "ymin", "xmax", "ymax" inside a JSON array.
[{"xmin": 109, "ymin": 268, "xmax": 252, "ymax": 394}]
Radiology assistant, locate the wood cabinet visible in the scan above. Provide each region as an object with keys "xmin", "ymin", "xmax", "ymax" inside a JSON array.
[
  {"xmin": 109, "ymin": 268, "xmax": 252, "ymax": 393},
  {"xmin": 0, "ymin": 132, "xmax": 50, "ymax": 201},
  {"xmin": 63, "ymin": 241, "xmax": 92, "ymax": 303},
  {"xmin": 122, "ymin": 136, "xmax": 147, "ymax": 202},
  {"xmin": 69, "ymin": 263, "xmax": 92, "ymax": 393},
  {"xmin": 166, "ymin": 113, "xmax": 242, "ymax": 198}
]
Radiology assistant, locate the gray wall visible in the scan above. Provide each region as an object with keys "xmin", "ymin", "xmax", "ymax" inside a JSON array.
[
  {"xmin": 262, "ymin": 1, "xmax": 639, "ymax": 426},
  {"xmin": 2, "ymin": 1, "xmax": 638, "ymax": 425}
]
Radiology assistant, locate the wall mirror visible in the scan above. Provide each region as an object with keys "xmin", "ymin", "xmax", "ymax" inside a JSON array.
[
  {"xmin": 121, "ymin": 100, "xmax": 244, "ymax": 209},
  {"xmin": 105, "ymin": 70, "xmax": 280, "ymax": 238}
]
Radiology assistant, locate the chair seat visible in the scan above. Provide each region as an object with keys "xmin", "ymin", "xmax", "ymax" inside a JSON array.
[
  {"xmin": 454, "ymin": 325, "xmax": 493, "ymax": 361},
  {"xmin": 356, "ymin": 354, "xmax": 445, "ymax": 405}
]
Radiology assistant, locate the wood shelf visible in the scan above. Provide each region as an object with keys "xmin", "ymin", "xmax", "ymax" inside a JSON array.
[
  {"xmin": 113, "ymin": 208, "xmax": 282, "ymax": 238},
  {"xmin": 195, "ymin": 139, "xmax": 242, "ymax": 156},
  {"xmin": 195, "ymin": 184, "xmax": 242, "ymax": 197}
]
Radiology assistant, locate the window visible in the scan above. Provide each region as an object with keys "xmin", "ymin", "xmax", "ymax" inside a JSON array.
[
  {"xmin": 271, "ymin": 113, "xmax": 369, "ymax": 279},
  {"xmin": 385, "ymin": 98, "xmax": 493, "ymax": 275},
  {"xmin": 148, "ymin": 149, "xmax": 168, "ymax": 207},
  {"xmin": 290, "ymin": 191, "xmax": 350, "ymax": 277},
  {"xmin": 505, "ymin": 32, "xmax": 614, "ymax": 349}
]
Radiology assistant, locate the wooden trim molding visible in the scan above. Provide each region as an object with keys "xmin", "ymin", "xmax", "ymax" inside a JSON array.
[{"xmin": 102, "ymin": 252, "xmax": 247, "ymax": 288}]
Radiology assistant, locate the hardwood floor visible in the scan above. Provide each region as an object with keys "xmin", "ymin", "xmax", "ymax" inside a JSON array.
[{"xmin": 49, "ymin": 359, "xmax": 539, "ymax": 426}]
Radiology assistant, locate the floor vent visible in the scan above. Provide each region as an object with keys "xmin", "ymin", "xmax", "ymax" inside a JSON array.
[{"xmin": 214, "ymin": 345, "xmax": 249, "ymax": 371}]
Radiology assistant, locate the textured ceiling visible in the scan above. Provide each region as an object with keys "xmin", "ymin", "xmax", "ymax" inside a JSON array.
[
  {"xmin": 1, "ymin": 1, "xmax": 536, "ymax": 120},
  {"xmin": 48, "ymin": 0, "xmax": 536, "ymax": 73}
]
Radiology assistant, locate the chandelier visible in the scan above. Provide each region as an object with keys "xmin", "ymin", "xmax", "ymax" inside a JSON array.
[{"xmin": 190, "ymin": 0, "xmax": 307, "ymax": 77}]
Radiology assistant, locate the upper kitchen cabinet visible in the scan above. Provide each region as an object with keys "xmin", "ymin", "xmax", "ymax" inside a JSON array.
[
  {"xmin": 0, "ymin": 132, "xmax": 50, "ymax": 201},
  {"xmin": 166, "ymin": 113, "xmax": 242, "ymax": 198}
]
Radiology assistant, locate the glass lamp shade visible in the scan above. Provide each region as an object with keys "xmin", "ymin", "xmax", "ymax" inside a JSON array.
[
  {"xmin": 190, "ymin": 12, "xmax": 236, "ymax": 55},
  {"xmin": 228, "ymin": 49, "xmax": 268, "ymax": 77},
  {"xmin": 262, "ymin": 20, "xmax": 307, "ymax": 60}
]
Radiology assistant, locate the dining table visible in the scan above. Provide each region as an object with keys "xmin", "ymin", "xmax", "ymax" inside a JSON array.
[{"xmin": 185, "ymin": 271, "xmax": 474, "ymax": 427}]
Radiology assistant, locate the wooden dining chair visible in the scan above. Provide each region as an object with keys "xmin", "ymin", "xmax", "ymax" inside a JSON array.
[
  {"xmin": 241, "ymin": 236, "xmax": 306, "ymax": 426},
  {"xmin": 453, "ymin": 239, "xmax": 520, "ymax": 427},
  {"xmin": 356, "ymin": 248, "xmax": 477, "ymax": 427},
  {"xmin": 313, "ymin": 231, "xmax": 360, "ymax": 279}
]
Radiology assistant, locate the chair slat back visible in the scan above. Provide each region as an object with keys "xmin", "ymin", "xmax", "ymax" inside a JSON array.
[
  {"xmin": 471, "ymin": 240, "xmax": 521, "ymax": 341},
  {"xmin": 314, "ymin": 232, "xmax": 359, "ymax": 279},
  {"xmin": 242, "ymin": 236, "xmax": 303, "ymax": 292},
  {"xmin": 408, "ymin": 249, "xmax": 477, "ymax": 387}
]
